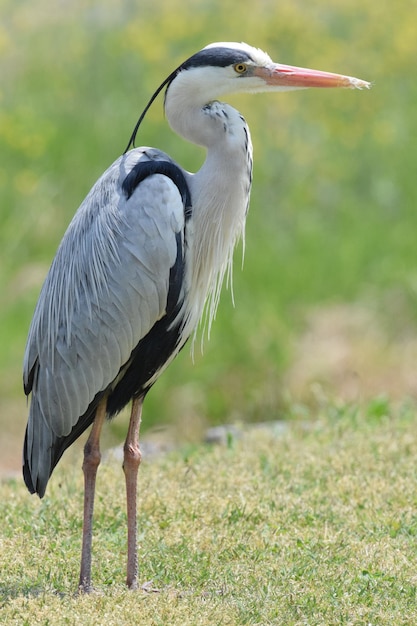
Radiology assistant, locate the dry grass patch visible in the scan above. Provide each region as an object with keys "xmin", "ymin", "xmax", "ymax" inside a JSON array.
[{"xmin": 286, "ymin": 301, "xmax": 417, "ymax": 404}]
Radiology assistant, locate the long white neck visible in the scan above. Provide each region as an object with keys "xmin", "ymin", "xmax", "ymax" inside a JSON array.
[{"xmin": 165, "ymin": 73, "xmax": 253, "ymax": 340}]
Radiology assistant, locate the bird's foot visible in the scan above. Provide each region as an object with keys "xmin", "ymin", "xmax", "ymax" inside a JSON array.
[
  {"xmin": 78, "ymin": 578, "xmax": 94, "ymax": 594},
  {"xmin": 127, "ymin": 576, "xmax": 138, "ymax": 590}
]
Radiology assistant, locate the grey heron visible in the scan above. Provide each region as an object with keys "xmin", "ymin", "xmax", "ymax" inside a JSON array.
[{"xmin": 22, "ymin": 41, "xmax": 370, "ymax": 592}]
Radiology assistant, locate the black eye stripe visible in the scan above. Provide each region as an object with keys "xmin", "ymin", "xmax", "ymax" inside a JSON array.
[{"xmin": 181, "ymin": 48, "xmax": 253, "ymax": 71}]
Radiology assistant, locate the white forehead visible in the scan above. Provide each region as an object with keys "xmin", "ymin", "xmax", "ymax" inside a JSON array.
[{"xmin": 203, "ymin": 41, "xmax": 273, "ymax": 66}]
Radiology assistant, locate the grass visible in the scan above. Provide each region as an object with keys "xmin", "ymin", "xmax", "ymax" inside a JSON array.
[{"xmin": 1, "ymin": 400, "xmax": 417, "ymax": 624}]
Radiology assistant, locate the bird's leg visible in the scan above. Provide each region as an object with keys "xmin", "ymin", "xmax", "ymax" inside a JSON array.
[
  {"xmin": 78, "ymin": 396, "xmax": 107, "ymax": 593},
  {"xmin": 123, "ymin": 395, "xmax": 144, "ymax": 590}
]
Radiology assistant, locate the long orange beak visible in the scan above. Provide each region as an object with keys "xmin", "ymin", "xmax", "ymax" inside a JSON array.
[{"xmin": 255, "ymin": 63, "xmax": 371, "ymax": 90}]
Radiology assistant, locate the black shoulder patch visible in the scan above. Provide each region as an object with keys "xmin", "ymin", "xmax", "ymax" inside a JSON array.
[{"xmin": 122, "ymin": 160, "xmax": 192, "ymax": 220}]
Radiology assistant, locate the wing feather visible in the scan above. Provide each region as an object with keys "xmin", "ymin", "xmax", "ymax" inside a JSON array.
[{"xmin": 24, "ymin": 149, "xmax": 186, "ymax": 447}]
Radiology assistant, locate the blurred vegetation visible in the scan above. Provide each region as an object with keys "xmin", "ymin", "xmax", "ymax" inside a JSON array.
[{"xmin": 0, "ymin": 0, "xmax": 416, "ymax": 464}]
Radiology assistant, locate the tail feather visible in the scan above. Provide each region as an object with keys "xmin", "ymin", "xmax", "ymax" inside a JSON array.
[{"xmin": 23, "ymin": 392, "xmax": 103, "ymax": 498}]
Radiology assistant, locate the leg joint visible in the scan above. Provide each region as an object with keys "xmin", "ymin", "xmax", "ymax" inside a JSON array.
[
  {"xmin": 82, "ymin": 440, "xmax": 101, "ymax": 471},
  {"xmin": 123, "ymin": 442, "xmax": 142, "ymax": 471}
]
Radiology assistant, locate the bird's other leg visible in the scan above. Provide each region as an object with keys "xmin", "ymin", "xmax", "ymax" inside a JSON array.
[
  {"xmin": 123, "ymin": 395, "xmax": 144, "ymax": 590},
  {"xmin": 78, "ymin": 396, "xmax": 107, "ymax": 593}
]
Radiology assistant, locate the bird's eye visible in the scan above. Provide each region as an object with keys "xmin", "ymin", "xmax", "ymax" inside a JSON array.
[{"xmin": 234, "ymin": 63, "xmax": 247, "ymax": 74}]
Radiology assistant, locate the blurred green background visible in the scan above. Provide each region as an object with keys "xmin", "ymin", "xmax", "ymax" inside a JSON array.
[{"xmin": 1, "ymin": 0, "xmax": 416, "ymax": 473}]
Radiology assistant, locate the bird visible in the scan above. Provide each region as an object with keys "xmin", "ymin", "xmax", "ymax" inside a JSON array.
[{"xmin": 22, "ymin": 41, "xmax": 370, "ymax": 592}]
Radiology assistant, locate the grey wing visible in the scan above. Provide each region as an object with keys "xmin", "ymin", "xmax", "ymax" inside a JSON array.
[{"xmin": 23, "ymin": 149, "xmax": 187, "ymax": 493}]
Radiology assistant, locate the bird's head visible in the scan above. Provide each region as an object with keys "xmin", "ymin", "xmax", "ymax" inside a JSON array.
[
  {"xmin": 178, "ymin": 41, "xmax": 370, "ymax": 98},
  {"xmin": 126, "ymin": 41, "xmax": 370, "ymax": 151}
]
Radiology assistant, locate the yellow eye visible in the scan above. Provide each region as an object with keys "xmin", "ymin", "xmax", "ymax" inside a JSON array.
[{"xmin": 234, "ymin": 63, "xmax": 247, "ymax": 74}]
